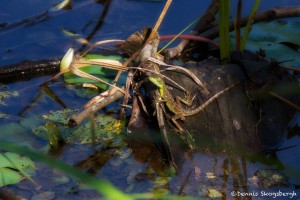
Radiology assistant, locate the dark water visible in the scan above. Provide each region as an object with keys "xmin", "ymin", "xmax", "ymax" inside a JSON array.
[{"xmin": 1, "ymin": 0, "xmax": 300, "ymax": 199}]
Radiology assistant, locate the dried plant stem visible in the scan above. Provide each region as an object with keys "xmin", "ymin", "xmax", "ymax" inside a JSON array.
[
  {"xmin": 282, "ymin": 66, "xmax": 300, "ymax": 73},
  {"xmin": 117, "ymin": 0, "xmax": 172, "ymax": 117},
  {"xmin": 150, "ymin": 0, "xmax": 172, "ymax": 41},
  {"xmin": 165, "ymin": 0, "xmax": 219, "ymax": 59},
  {"xmin": 68, "ymin": 87, "xmax": 125, "ymax": 127},
  {"xmin": 269, "ymin": 92, "xmax": 300, "ymax": 112},
  {"xmin": 80, "ymin": 39, "xmax": 125, "ymax": 58},
  {"xmin": 160, "ymin": 35, "xmax": 219, "ymax": 47}
]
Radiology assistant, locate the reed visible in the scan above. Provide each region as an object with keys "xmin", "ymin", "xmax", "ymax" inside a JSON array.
[{"xmin": 219, "ymin": 0, "xmax": 231, "ymax": 63}]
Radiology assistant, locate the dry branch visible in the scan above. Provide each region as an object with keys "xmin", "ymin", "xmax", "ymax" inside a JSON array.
[
  {"xmin": 201, "ymin": 6, "xmax": 300, "ymax": 39},
  {"xmin": 167, "ymin": 6, "xmax": 300, "ymax": 59},
  {"xmin": 165, "ymin": 0, "xmax": 219, "ymax": 58},
  {"xmin": 68, "ymin": 87, "xmax": 125, "ymax": 127}
]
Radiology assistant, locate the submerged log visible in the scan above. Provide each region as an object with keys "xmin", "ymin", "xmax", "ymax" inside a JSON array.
[
  {"xmin": 0, "ymin": 59, "xmax": 60, "ymax": 83},
  {"xmin": 150, "ymin": 51, "xmax": 300, "ymax": 163}
]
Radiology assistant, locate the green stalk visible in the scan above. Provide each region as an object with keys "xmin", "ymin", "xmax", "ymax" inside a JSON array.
[
  {"xmin": 219, "ymin": 0, "xmax": 230, "ymax": 63},
  {"xmin": 240, "ymin": 0, "xmax": 261, "ymax": 50},
  {"xmin": 157, "ymin": 16, "xmax": 200, "ymax": 54}
]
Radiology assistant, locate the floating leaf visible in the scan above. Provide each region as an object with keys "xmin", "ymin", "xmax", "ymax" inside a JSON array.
[
  {"xmin": 0, "ymin": 90, "xmax": 19, "ymax": 106},
  {"xmin": 0, "ymin": 168, "xmax": 23, "ymax": 187},
  {"xmin": 42, "ymin": 108, "xmax": 77, "ymax": 125},
  {"xmin": 0, "ymin": 152, "xmax": 35, "ymax": 170},
  {"xmin": 33, "ymin": 109, "xmax": 126, "ymax": 146},
  {"xmin": 31, "ymin": 191, "xmax": 55, "ymax": 200},
  {"xmin": 231, "ymin": 21, "xmax": 300, "ymax": 66},
  {"xmin": 0, "ymin": 112, "xmax": 9, "ymax": 119},
  {"xmin": 61, "ymin": 28, "xmax": 88, "ymax": 44},
  {"xmin": 66, "ymin": 85, "xmax": 99, "ymax": 99},
  {"xmin": 206, "ymin": 172, "xmax": 216, "ymax": 179},
  {"xmin": 208, "ymin": 188, "xmax": 222, "ymax": 198},
  {"xmin": 0, "ymin": 152, "xmax": 35, "ymax": 187}
]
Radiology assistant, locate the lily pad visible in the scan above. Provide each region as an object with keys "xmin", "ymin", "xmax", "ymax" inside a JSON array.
[
  {"xmin": 33, "ymin": 109, "xmax": 126, "ymax": 147},
  {"xmin": 0, "ymin": 152, "xmax": 35, "ymax": 187},
  {"xmin": 208, "ymin": 188, "xmax": 223, "ymax": 198},
  {"xmin": 0, "ymin": 90, "xmax": 19, "ymax": 106},
  {"xmin": 231, "ymin": 20, "xmax": 300, "ymax": 66},
  {"xmin": 0, "ymin": 112, "xmax": 9, "ymax": 119}
]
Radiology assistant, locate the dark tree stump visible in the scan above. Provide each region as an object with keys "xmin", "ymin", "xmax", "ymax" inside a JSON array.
[{"xmin": 154, "ymin": 51, "xmax": 300, "ymax": 161}]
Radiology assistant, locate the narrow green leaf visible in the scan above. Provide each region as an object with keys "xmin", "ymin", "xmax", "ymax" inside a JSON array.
[
  {"xmin": 219, "ymin": 0, "xmax": 231, "ymax": 63},
  {"xmin": 240, "ymin": 0, "xmax": 261, "ymax": 50}
]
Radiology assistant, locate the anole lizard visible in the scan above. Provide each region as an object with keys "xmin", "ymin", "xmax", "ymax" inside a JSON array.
[{"xmin": 149, "ymin": 75, "xmax": 239, "ymax": 132}]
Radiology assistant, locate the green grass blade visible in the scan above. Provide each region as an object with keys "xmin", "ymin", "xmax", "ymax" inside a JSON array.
[
  {"xmin": 219, "ymin": 0, "xmax": 230, "ymax": 63},
  {"xmin": 157, "ymin": 16, "xmax": 201, "ymax": 54},
  {"xmin": 240, "ymin": 0, "xmax": 261, "ymax": 50},
  {"xmin": 0, "ymin": 141, "xmax": 133, "ymax": 200}
]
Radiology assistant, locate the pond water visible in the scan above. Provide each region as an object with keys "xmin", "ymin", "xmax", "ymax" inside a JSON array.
[{"xmin": 1, "ymin": 0, "xmax": 300, "ymax": 199}]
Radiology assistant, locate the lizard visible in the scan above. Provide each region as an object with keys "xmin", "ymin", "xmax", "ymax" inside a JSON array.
[{"xmin": 148, "ymin": 74, "xmax": 239, "ymax": 132}]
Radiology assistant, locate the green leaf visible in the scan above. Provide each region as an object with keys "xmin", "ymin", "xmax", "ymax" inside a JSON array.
[
  {"xmin": 0, "ymin": 168, "xmax": 23, "ymax": 187},
  {"xmin": 63, "ymin": 54, "xmax": 126, "ymax": 90},
  {"xmin": 0, "ymin": 152, "xmax": 35, "ymax": 170},
  {"xmin": 208, "ymin": 188, "xmax": 223, "ymax": 198},
  {"xmin": 33, "ymin": 109, "xmax": 126, "ymax": 146},
  {"xmin": 0, "ymin": 152, "xmax": 35, "ymax": 187},
  {"xmin": 0, "ymin": 90, "xmax": 19, "ymax": 106}
]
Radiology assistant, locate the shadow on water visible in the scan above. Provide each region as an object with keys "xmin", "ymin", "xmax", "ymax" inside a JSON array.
[{"xmin": 0, "ymin": 0, "xmax": 300, "ymax": 199}]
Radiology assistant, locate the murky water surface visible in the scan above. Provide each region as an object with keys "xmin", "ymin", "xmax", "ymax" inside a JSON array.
[{"xmin": 1, "ymin": 0, "xmax": 300, "ymax": 199}]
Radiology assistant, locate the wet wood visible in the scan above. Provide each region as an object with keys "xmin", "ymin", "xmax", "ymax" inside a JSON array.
[{"xmin": 156, "ymin": 51, "xmax": 300, "ymax": 161}]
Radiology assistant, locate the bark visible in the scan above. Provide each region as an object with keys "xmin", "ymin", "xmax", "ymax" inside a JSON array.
[{"xmin": 155, "ymin": 51, "xmax": 300, "ymax": 162}]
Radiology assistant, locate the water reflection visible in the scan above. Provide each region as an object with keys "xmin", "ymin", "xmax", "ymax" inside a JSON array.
[{"xmin": 0, "ymin": 0, "xmax": 300, "ymax": 199}]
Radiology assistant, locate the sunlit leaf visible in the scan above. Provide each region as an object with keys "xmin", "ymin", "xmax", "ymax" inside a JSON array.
[
  {"xmin": 205, "ymin": 172, "xmax": 216, "ymax": 179},
  {"xmin": 0, "ymin": 112, "xmax": 9, "ymax": 119},
  {"xmin": 66, "ymin": 85, "xmax": 99, "ymax": 99},
  {"xmin": 33, "ymin": 109, "xmax": 126, "ymax": 146},
  {"xmin": 0, "ymin": 90, "xmax": 19, "ymax": 106},
  {"xmin": 60, "ymin": 48, "xmax": 74, "ymax": 71},
  {"xmin": 0, "ymin": 152, "xmax": 35, "ymax": 170},
  {"xmin": 0, "ymin": 168, "xmax": 23, "ymax": 187},
  {"xmin": 0, "ymin": 152, "xmax": 35, "ymax": 187},
  {"xmin": 42, "ymin": 108, "xmax": 76, "ymax": 124},
  {"xmin": 52, "ymin": 0, "xmax": 72, "ymax": 10},
  {"xmin": 208, "ymin": 188, "xmax": 222, "ymax": 198},
  {"xmin": 63, "ymin": 54, "xmax": 126, "ymax": 90},
  {"xmin": 61, "ymin": 28, "xmax": 88, "ymax": 44},
  {"xmin": 61, "ymin": 28, "xmax": 80, "ymax": 38}
]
